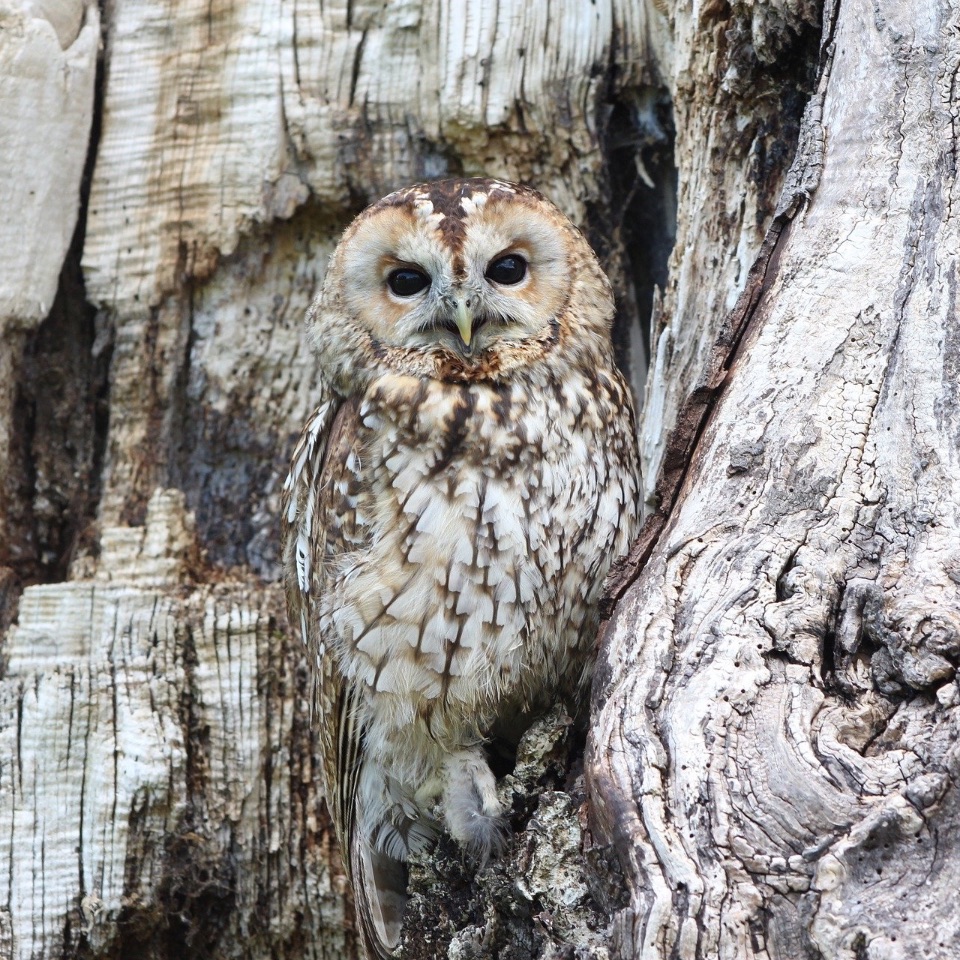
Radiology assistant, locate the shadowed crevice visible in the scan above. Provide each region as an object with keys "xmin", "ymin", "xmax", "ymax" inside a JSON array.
[
  {"xmin": 5, "ymin": 20, "xmax": 110, "ymax": 588},
  {"xmin": 587, "ymin": 85, "xmax": 678, "ymax": 409}
]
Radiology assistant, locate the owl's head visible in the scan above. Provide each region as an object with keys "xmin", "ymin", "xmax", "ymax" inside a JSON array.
[{"xmin": 309, "ymin": 178, "xmax": 614, "ymax": 385}]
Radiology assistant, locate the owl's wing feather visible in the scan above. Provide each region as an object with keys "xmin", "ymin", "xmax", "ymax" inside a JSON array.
[
  {"xmin": 355, "ymin": 835, "xmax": 408, "ymax": 958},
  {"xmin": 282, "ymin": 394, "xmax": 406, "ymax": 959},
  {"xmin": 281, "ymin": 393, "xmax": 364, "ymax": 858}
]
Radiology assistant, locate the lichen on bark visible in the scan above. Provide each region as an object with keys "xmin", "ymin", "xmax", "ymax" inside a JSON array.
[{"xmin": 398, "ymin": 710, "xmax": 616, "ymax": 960}]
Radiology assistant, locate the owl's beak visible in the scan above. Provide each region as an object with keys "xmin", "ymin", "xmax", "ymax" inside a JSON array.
[{"xmin": 454, "ymin": 297, "xmax": 473, "ymax": 349}]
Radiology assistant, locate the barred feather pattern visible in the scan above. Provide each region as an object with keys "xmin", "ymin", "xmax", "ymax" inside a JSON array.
[{"xmin": 280, "ymin": 178, "xmax": 641, "ymax": 959}]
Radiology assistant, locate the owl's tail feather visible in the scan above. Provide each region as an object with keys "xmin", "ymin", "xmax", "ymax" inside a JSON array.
[{"xmin": 353, "ymin": 834, "xmax": 408, "ymax": 960}]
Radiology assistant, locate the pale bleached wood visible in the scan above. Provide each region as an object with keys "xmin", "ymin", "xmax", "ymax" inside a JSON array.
[
  {"xmin": 1, "ymin": 2, "xmax": 689, "ymax": 957},
  {"xmin": 0, "ymin": 0, "xmax": 97, "ymax": 324},
  {"xmin": 0, "ymin": 491, "xmax": 350, "ymax": 959},
  {"xmin": 0, "ymin": 0, "xmax": 98, "ymax": 574},
  {"xmin": 590, "ymin": 1, "xmax": 960, "ymax": 957}
]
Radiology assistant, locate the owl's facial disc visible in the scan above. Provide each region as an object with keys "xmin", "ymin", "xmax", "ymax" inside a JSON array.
[
  {"xmin": 337, "ymin": 182, "xmax": 571, "ymax": 364},
  {"xmin": 403, "ymin": 250, "xmax": 533, "ymax": 354},
  {"xmin": 385, "ymin": 238, "xmax": 565, "ymax": 360},
  {"xmin": 404, "ymin": 264, "xmax": 535, "ymax": 357}
]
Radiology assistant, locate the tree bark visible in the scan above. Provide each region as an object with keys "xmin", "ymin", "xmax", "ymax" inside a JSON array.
[
  {"xmin": 4, "ymin": 0, "xmax": 952, "ymax": 958},
  {"xmin": 591, "ymin": 1, "xmax": 960, "ymax": 958}
]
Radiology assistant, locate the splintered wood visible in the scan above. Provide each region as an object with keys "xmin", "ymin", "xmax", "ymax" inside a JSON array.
[{"xmin": 0, "ymin": 492, "xmax": 348, "ymax": 959}]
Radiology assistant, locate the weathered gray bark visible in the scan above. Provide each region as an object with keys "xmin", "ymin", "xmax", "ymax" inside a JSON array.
[
  {"xmin": 6, "ymin": 0, "xmax": 946, "ymax": 958},
  {"xmin": 591, "ymin": 1, "xmax": 960, "ymax": 957}
]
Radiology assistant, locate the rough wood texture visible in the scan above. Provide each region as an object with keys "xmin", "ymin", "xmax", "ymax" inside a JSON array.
[
  {"xmin": 0, "ymin": 0, "xmax": 97, "ymax": 325},
  {"xmin": 590, "ymin": 1, "xmax": 960, "ymax": 957},
  {"xmin": 0, "ymin": 0, "xmax": 99, "ymax": 580},
  {"xmin": 636, "ymin": 0, "xmax": 822, "ymax": 508},
  {"xmin": 0, "ymin": 491, "xmax": 349, "ymax": 959},
  {"xmin": 1, "ymin": 2, "xmax": 710, "ymax": 957}
]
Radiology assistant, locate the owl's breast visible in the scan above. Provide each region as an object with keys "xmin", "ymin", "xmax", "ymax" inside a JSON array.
[{"xmin": 321, "ymin": 371, "xmax": 636, "ymax": 734}]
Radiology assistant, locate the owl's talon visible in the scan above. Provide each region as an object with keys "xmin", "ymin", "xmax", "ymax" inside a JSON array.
[
  {"xmin": 442, "ymin": 749, "xmax": 509, "ymax": 864},
  {"xmin": 463, "ymin": 811, "xmax": 510, "ymax": 867}
]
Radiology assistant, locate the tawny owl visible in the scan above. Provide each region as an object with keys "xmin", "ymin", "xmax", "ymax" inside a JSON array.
[{"xmin": 280, "ymin": 178, "xmax": 640, "ymax": 958}]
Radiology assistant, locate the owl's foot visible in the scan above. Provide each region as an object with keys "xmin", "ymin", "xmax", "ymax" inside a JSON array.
[{"xmin": 442, "ymin": 749, "xmax": 509, "ymax": 865}]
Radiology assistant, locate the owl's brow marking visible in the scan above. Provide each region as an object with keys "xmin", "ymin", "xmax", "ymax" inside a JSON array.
[
  {"xmin": 424, "ymin": 181, "xmax": 472, "ymax": 251},
  {"xmin": 381, "ymin": 178, "xmax": 525, "ymax": 264}
]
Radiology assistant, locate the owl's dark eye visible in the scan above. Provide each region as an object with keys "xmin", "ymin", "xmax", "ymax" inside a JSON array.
[
  {"xmin": 387, "ymin": 268, "xmax": 431, "ymax": 297},
  {"xmin": 485, "ymin": 254, "xmax": 527, "ymax": 285}
]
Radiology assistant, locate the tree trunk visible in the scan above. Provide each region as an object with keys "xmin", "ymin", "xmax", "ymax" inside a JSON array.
[
  {"xmin": 591, "ymin": 1, "xmax": 960, "ymax": 958},
  {"xmin": 3, "ymin": 0, "xmax": 953, "ymax": 958}
]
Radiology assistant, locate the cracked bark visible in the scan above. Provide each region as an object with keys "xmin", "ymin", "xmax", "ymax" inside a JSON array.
[
  {"xmin": 3, "ymin": 0, "xmax": 954, "ymax": 958},
  {"xmin": 590, "ymin": 1, "xmax": 960, "ymax": 957}
]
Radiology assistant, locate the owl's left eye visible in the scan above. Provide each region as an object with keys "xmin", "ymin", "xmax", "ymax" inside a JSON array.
[
  {"xmin": 485, "ymin": 254, "xmax": 527, "ymax": 285},
  {"xmin": 387, "ymin": 268, "xmax": 431, "ymax": 297}
]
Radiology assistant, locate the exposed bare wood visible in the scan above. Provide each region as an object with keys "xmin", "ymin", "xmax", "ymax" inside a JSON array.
[
  {"xmin": 0, "ymin": 0, "xmax": 99, "ymax": 576},
  {"xmin": 0, "ymin": 491, "xmax": 350, "ymax": 958}
]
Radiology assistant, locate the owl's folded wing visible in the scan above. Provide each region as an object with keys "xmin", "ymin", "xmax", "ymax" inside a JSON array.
[{"xmin": 280, "ymin": 392, "xmax": 365, "ymax": 868}]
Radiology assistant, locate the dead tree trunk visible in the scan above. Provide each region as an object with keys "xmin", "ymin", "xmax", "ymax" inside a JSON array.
[
  {"xmin": 591, "ymin": 1, "xmax": 960, "ymax": 957},
  {"xmin": 4, "ymin": 0, "xmax": 952, "ymax": 958}
]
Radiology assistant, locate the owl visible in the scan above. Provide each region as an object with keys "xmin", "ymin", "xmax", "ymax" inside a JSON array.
[{"xmin": 281, "ymin": 178, "xmax": 640, "ymax": 958}]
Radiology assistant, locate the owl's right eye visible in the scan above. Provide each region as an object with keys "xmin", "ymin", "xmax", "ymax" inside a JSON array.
[{"xmin": 387, "ymin": 268, "xmax": 431, "ymax": 297}]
